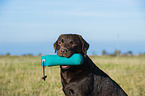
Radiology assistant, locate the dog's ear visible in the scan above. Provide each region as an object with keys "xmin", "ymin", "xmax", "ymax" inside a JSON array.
[
  {"xmin": 79, "ymin": 35, "xmax": 89, "ymax": 56},
  {"xmin": 53, "ymin": 34, "xmax": 63, "ymax": 53},
  {"xmin": 53, "ymin": 40, "xmax": 59, "ymax": 53}
]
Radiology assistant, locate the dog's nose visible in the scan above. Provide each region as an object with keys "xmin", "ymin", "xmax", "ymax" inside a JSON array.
[{"xmin": 60, "ymin": 49, "xmax": 67, "ymax": 53}]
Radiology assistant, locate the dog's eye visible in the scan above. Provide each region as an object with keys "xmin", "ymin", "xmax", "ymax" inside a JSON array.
[
  {"xmin": 58, "ymin": 41, "xmax": 62, "ymax": 45},
  {"xmin": 58, "ymin": 41, "xmax": 61, "ymax": 45},
  {"xmin": 70, "ymin": 41, "xmax": 77, "ymax": 46},
  {"xmin": 58, "ymin": 39, "xmax": 64, "ymax": 45},
  {"xmin": 70, "ymin": 41, "xmax": 74, "ymax": 44}
]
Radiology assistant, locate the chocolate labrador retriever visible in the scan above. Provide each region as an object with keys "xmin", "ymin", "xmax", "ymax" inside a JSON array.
[{"xmin": 54, "ymin": 34, "xmax": 127, "ymax": 96}]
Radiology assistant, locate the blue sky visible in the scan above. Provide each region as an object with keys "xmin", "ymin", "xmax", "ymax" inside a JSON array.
[
  {"xmin": 0, "ymin": 0, "xmax": 145, "ymax": 43},
  {"xmin": 0, "ymin": 0, "xmax": 145, "ymax": 55}
]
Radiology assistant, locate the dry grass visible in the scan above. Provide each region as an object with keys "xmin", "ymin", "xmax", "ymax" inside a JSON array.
[{"xmin": 0, "ymin": 55, "xmax": 145, "ymax": 96}]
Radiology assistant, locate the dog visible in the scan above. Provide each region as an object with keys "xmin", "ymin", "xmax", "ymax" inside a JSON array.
[{"xmin": 54, "ymin": 34, "xmax": 127, "ymax": 96}]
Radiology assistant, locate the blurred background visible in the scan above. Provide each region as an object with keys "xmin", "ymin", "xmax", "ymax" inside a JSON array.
[{"xmin": 0, "ymin": 0, "xmax": 145, "ymax": 56}]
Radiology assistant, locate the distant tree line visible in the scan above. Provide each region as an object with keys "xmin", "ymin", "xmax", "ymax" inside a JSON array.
[
  {"xmin": 0, "ymin": 53, "xmax": 34, "ymax": 56},
  {"xmin": 0, "ymin": 53, "xmax": 44, "ymax": 56},
  {"xmin": 0, "ymin": 51, "xmax": 145, "ymax": 56},
  {"xmin": 101, "ymin": 49, "xmax": 143, "ymax": 56}
]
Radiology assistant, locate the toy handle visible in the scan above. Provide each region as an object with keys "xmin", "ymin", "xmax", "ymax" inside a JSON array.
[{"xmin": 42, "ymin": 59, "xmax": 47, "ymax": 81}]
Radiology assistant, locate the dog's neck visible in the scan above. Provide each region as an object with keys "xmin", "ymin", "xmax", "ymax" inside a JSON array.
[
  {"xmin": 60, "ymin": 55, "xmax": 93, "ymax": 84},
  {"xmin": 61, "ymin": 68, "xmax": 84, "ymax": 84}
]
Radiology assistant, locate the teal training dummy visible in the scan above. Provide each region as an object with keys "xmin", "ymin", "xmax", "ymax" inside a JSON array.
[
  {"xmin": 41, "ymin": 53, "xmax": 83, "ymax": 81},
  {"xmin": 41, "ymin": 53, "xmax": 83, "ymax": 66}
]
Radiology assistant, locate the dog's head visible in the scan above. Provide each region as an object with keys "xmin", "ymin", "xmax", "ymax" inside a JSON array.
[
  {"xmin": 54, "ymin": 34, "xmax": 89, "ymax": 58},
  {"xmin": 53, "ymin": 34, "xmax": 89, "ymax": 69}
]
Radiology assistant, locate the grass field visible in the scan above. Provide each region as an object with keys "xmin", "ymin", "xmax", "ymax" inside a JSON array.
[{"xmin": 0, "ymin": 55, "xmax": 145, "ymax": 96}]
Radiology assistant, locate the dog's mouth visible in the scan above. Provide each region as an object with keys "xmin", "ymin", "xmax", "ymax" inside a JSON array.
[
  {"xmin": 57, "ymin": 52, "xmax": 74, "ymax": 70},
  {"xmin": 61, "ymin": 65, "xmax": 69, "ymax": 69},
  {"xmin": 59, "ymin": 54, "xmax": 72, "ymax": 70},
  {"xmin": 60, "ymin": 65, "xmax": 71, "ymax": 70}
]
